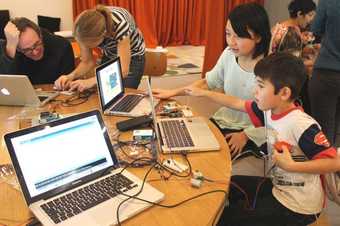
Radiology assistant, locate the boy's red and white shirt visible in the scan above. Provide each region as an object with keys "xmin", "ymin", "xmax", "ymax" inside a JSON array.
[{"xmin": 245, "ymin": 100, "xmax": 337, "ymax": 214}]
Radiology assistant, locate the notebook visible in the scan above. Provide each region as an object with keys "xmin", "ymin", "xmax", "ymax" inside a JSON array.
[
  {"xmin": 4, "ymin": 110, "xmax": 164, "ymax": 226},
  {"xmin": 0, "ymin": 74, "xmax": 59, "ymax": 106},
  {"xmin": 146, "ymin": 78, "xmax": 220, "ymax": 154},
  {"xmin": 96, "ymin": 57, "xmax": 155, "ymax": 117}
]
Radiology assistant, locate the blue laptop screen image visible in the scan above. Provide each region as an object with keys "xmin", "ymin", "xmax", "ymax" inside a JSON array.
[
  {"xmin": 10, "ymin": 115, "xmax": 115, "ymax": 198},
  {"xmin": 98, "ymin": 61, "xmax": 122, "ymax": 105}
]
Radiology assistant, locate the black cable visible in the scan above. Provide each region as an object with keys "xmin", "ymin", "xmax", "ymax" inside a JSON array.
[
  {"xmin": 113, "ymin": 157, "xmax": 227, "ymax": 226},
  {"xmin": 113, "ymin": 133, "xmax": 155, "ymax": 167},
  {"xmin": 59, "ymin": 89, "xmax": 95, "ymax": 107},
  {"xmin": 115, "ymin": 159, "xmax": 157, "ymax": 226}
]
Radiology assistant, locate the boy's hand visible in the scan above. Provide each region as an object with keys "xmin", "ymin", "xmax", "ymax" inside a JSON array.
[
  {"xmin": 225, "ymin": 132, "xmax": 248, "ymax": 158},
  {"xmin": 272, "ymin": 145, "xmax": 295, "ymax": 171}
]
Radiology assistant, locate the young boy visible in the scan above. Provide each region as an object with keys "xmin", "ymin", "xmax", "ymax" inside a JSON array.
[{"xmin": 186, "ymin": 52, "xmax": 339, "ymax": 226}]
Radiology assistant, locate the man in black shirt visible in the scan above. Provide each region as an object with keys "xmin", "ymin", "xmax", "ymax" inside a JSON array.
[{"xmin": 0, "ymin": 17, "xmax": 75, "ymax": 84}]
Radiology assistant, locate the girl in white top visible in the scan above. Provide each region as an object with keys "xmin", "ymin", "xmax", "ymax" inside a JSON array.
[{"xmin": 153, "ymin": 3, "xmax": 271, "ymax": 158}]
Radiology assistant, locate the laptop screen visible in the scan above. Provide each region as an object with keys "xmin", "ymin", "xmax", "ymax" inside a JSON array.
[
  {"xmin": 96, "ymin": 58, "xmax": 124, "ymax": 110},
  {"xmin": 6, "ymin": 111, "xmax": 116, "ymax": 200},
  {"xmin": 146, "ymin": 79, "xmax": 162, "ymax": 153}
]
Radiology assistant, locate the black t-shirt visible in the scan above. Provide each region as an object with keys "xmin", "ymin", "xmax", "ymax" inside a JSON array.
[{"xmin": 0, "ymin": 29, "xmax": 75, "ymax": 84}]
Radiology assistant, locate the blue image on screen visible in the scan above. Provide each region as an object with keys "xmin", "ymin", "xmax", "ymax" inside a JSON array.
[{"xmin": 109, "ymin": 72, "xmax": 117, "ymax": 88}]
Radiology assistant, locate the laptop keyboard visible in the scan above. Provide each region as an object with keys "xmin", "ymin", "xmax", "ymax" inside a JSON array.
[
  {"xmin": 41, "ymin": 173, "xmax": 137, "ymax": 224},
  {"xmin": 160, "ymin": 120, "xmax": 194, "ymax": 148},
  {"xmin": 111, "ymin": 95, "xmax": 144, "ymax": 112}
]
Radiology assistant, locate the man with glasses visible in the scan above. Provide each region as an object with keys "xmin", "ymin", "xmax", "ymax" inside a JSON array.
[{"xmin": 0, "ymin": 17, "xmax": 75, "ymax": 84}]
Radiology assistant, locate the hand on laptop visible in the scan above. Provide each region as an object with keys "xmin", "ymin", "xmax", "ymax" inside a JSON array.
[{"xmin": 69, "ymin": 77, "xmax": 96, "ymax": 93}]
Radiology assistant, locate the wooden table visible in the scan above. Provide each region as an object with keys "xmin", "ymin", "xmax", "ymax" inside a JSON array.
[{"xmin": 0, "ymin": 86, "xmax": 231, "ymax": 226}]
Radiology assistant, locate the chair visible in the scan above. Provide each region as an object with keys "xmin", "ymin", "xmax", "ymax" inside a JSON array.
[
  {"xmin": 143, "ymin": 48, "xmax": 168, "ymax": 83},
  {"xmin": 0, "ymin": 10, "xmax": 10, "ymax": 40},
  {"xmin": 37, "ymin": 15, "xmax": 60, "ymax": 33}
]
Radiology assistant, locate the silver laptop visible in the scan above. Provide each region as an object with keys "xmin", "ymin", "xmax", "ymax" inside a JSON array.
[
  {"xmin": 146, "ymin": 78, "xmax": 220, "ymax": 154},
  {"xmin": 0, "ymin": 74, "xmax": 59, "ymax": 106},
  {"xmin": 96, "ymin": 57, "xmax": 154, "ymax": 117},
  {"xmin": 4, "ymin": 110, "xmax": 164, "ymax": 226}
]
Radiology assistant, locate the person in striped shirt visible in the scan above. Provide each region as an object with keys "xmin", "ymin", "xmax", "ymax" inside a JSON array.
[{"xmin": 54, "ymin": 5, "xmax": 145, "ymax": 92}]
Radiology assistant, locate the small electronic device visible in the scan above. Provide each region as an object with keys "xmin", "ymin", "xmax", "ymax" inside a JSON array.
[
  {"xmin": 162, "ymin": 159, "xmax": 188, "ymax": 173},
  {"xmin": 163, "ymin": 102, "xmax": 178, "ymax": 113},
  {"xmin": 133, "ymin": 129, "xmax": 153, "ymax": 141},
  {"xmin": 39, "ymin": 112, "xmax": 60, "ymax": 124},
  {"xmin": 116, "ymin": 115, "xmax": 153, "ymax": 131}
]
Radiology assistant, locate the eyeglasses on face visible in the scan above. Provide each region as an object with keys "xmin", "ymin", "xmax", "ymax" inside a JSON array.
[{"xmin": 17, "ymin": 40, "xmax": 43, "ymax": 55}]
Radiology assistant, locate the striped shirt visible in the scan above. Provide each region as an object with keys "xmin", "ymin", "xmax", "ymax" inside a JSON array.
[{"xmin": 98, "ymin": 7, "xmax": 145, "ymax": 58}]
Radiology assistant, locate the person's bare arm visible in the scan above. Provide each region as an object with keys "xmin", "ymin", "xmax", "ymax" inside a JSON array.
[
  {"xmin": 117, "ymin": 36, "xmax": 131, "ymax": 77},
  {"xmin": 152, "ymin": 78, "xmax": 209, "ymax": 99},
  {"xmin": 185, "ymin": 86, "xmax": 247, "ymax": 112},
  {"xmin": 54, "ymin": 42, "xmax": 95, "ymax": 90},
  {"xmin": 4, "ymin": 22, "xmax": 20, "ymax": 58},
  {"xmin": 273, "ymin": 146, "xmax": 340, "ymax": 174}
]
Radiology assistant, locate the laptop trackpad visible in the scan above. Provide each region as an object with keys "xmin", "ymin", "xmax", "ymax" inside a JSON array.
[{"xmin": 89, "ymin": 198, "xmax": 148, "ymax": 226}]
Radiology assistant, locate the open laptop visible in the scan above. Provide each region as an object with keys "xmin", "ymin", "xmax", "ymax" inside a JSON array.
[
  {"xmin": 0, "ymin": 74, "xmax": 59, "ymax": 106},
  {"xmin": 146, "ymin": 78, "xmax": 220, "ymax": 154},
  {"xmin": 4, "ymin": 110, "xmax": 164, "ymax": 226},
  {"xmin": 96, "ymin": 57, "xmax": 155, "ymax": 117}
]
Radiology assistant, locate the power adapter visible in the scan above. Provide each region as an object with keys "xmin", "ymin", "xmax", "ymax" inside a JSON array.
[{"xmin": 116, "ymin": 115, "xmax": 152, "ymax": 131}]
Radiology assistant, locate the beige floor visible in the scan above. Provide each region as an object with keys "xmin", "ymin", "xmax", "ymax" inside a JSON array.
[{"xmin": 140, "ymin": 45, "xmax": 340, "ymax": 226}]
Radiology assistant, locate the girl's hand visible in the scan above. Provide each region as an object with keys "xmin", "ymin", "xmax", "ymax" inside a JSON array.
[
  {"xmin": 184, "ymin": 86, "xmax": 206, "ymax": 97},
  {"xmin": 54, "ymin": 75, "xmax": 73, "ymax": 91},
  {"xmin": 69, "ymin": 78, "xmax": 96, "ymax": 92},
  {"xmin": 225, "ymin": 132, "xmax": 248, "ymax": 158},
  {"xmin": 152, "ymin": 88, "xmax": 176, "ymax": 99}
]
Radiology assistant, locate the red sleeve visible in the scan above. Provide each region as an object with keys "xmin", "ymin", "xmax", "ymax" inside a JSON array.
[
  {"xmin": 312, "ymin": 147, "xmax": 337, "ymax": 160},
  {"xmin": 244, "ymin": 100, "xmax": 264, "ymax": 128}
]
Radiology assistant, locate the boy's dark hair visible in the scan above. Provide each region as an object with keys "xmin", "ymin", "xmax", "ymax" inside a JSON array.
[
  {"xmin": 288, "ymin": 0, "xmax": 316, "ymax": 18},
  {"xmin": 254, "ymin": 52, "xmax": 307, "ymax": 101},
  {"xmin": 278, "ymin": 26, "xmax": 303, "ymax": 56},
  {"xmin": 11, "ymin": 17, "xmax": 41, "ymax": 37},
  {"xmin": 229, "ymin": 2, "xmax": 271, "ymax": 58}
]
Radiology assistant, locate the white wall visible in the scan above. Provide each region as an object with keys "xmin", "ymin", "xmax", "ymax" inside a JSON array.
[{"xmin": 0, "ymin": 0, "xmax": 73, "ymax": 30}]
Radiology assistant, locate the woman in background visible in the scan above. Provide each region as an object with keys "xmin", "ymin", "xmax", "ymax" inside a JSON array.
[
  {"xmin": 271, "ymin": 0, "xmax": 316, "ymax": 52},
  {"xmin": 270, "ymin": 0, "xmax": 317, "ymax": 113},
  {"xmin": 55, "ymin": 5, "xmax": 145, "ymax": 92}
]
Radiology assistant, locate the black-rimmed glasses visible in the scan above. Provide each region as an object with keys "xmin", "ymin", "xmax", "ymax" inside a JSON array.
[{"xmin": 17, "ymin": 40, "xmax": 43, "ymax": 55}]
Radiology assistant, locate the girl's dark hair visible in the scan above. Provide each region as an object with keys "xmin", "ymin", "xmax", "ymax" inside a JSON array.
[
  {"xmin": 254, "ymin": 52, "xmax": 307, "ymax": 101},
  {"xmin": 288, "ymin": 0, "xmax": 316, "ymax": 18},
  {"xmin": 11, "ymin": 17, "xmax": 41, "ymax": 37},
  {"xmin": 228, "ymin": 2, "xmax": 271, "ymax": 58}
]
